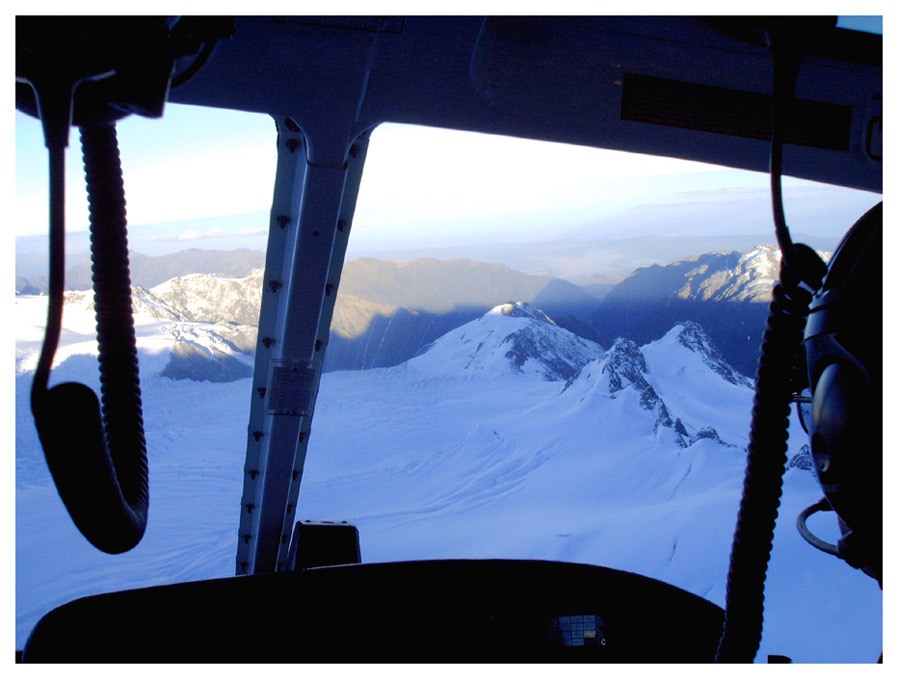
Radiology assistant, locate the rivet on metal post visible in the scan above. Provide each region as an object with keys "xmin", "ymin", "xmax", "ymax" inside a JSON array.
[{"xmin": 276, "ymin": 215, "xmax": 290, "ymax": 229}]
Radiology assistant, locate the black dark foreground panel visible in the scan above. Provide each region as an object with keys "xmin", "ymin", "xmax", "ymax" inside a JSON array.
[{"xmin": 22, "ymin": 559, "xmax": 724, "ymax": 663}]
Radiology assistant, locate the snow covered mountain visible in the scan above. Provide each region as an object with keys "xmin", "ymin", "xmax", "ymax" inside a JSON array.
[
  {"xmin": 600, "ymin": 245, "xmax": 830, "ymax": 306},
  {"xmin": 14, "ymin": 284, "xmax": 881, "ymax": 661},
  {"xmin": 407, "ymin": 301, "xmax": 602, "ymax": 381},
  {"xmin": 43, "ymin": 257, "xmax": 609, "ymax": 380},
  {"xmin": 21, "ymin": 245, "xmax": 824, "ymax": 382},
  {"xmin": 144, "ymin": 271, "xmax": 262, "ymax": 326},
  {"xmin": 16, "ymin": 248, "xmax": 267, "ymax": 294},
  {"xmin": 593, "ymin": 245, "xmax": 832, "ymax": 377},
  {"xmin": 560, "ymin": 321, "xmax": 751, "ymax": 451},
  {"xmin": 56, "ymin": 279, "xmax": 258, "ymax": 383}
]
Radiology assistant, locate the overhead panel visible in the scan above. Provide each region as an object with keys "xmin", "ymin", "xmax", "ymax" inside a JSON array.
[{"xmin": 620, "ymin": 73, "xmax": 853, "ymax": 152}]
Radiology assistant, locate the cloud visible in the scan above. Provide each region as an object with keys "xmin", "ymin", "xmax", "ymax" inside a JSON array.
[{"xmin": 149, "ymin": 227, "xmax": 268, "ymax": 244}]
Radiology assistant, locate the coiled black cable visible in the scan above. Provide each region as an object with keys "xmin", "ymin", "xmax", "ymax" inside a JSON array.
[
  {"xmin": 714, "ymin": 250, "xmax": 823, "ymax": 662},
  {"xmin": 81, "ymin": 122, "xmax": 149, "ymax": 547}
]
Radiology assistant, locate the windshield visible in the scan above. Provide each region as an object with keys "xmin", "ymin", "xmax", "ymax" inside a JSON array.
[{"xmin": 15, "ymin": 106, "xmax": 882, "ymax": 661}]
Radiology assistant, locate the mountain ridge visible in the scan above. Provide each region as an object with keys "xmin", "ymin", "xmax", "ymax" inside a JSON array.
[
  {"xmin": 592, "ymin": 245, "xmax": 831, "ymax": 376},
  {"xmin": 19, "ymin": 245, "xmax": 812, "ymax": 380}
]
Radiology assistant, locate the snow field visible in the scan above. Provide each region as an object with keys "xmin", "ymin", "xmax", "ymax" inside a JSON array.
[{"xmin": 14, "ymin": 296, "xmax": 882, "ymax": 661}]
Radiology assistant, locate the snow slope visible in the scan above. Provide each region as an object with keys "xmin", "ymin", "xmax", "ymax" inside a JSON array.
[{"xmin": 14, "ymin": 297, "xmax": 882, "ymax": 661}]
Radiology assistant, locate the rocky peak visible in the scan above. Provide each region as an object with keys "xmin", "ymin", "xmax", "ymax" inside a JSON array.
[
  {"xmin": 495, "ymin": 303, "xmax": 600, "ymax": 381},
  {"xmin": 150, "ymin": 271, "xmax": 262, "ymax": 326},
  {"xmin": 601, "ymin": 338, "xmax": 679, "ymax": 438},
  {"xmin": 602, "ymin": 338, "xmax": 649, "ymax": 394},
  {"xmin": 490, "ymin": 301, "xmax": 556, "ymax": 324},
  {"xmin": 675, "ymin": 321, "xmax": 753, "ymax": 388}
]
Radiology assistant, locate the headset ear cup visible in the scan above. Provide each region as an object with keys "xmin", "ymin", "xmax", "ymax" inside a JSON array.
[
  {"xmin": 803, "ymin": 201, "xmax": 882, "ymax": 581},
  {"xmin": 808, "ymin": 363, "xmax": 877, "ymax": 530}
]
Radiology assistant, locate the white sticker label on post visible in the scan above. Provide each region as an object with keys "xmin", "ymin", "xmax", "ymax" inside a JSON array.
[{"xmin": 266, "ymin": 360, "xmax": 315, "ymax": 416}]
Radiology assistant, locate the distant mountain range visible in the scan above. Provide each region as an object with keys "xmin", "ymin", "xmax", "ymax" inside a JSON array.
[
  {"xmin": 15, "ymin": 248, "xmax": 266, "ymax": 295},
  {"xmin": 18, "ymin": 243, "xmax": 828, "ymax": 380},
  {"xmin": 591, "ymin": 245, "xmax": 830, "ymax": 376},
  {"xmin": 352, "ymin": 232, "xmax": 842, "ymax": 291},
  {"xmin": 15, "ymin": 230, "xmax": 842, "ymax": 296},
  {"xmin": 50, "ymin": 257, "xmax": 605, "ymax": 380}
]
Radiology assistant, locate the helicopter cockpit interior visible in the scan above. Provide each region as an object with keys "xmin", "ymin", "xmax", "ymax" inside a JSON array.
[{"xmin": 15, "ymin": 15, "xmax": 882, "ymax": 663}]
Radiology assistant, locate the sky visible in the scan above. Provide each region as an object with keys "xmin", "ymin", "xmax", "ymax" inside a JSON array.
[
  {"xmin": 12, "ymin": 14, "xmax": 885, "ymax": 257},
  {"xmin": 12, "ymin": 105, "xmax": 738, "ymax": 241},
  {"xmin": 11, "ymin": 13, "xmax": 885, "ymax": 273},
  {"xmin": 13, "ymin": 12, "xmax": 883, "ymax": 246},
  {"xmin": 15, "ymin": 103, "xmax": 882, "ymax": 259}
]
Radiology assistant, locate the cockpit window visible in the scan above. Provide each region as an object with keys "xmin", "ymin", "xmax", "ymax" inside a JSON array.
[{"xmin": 15, "ymin": 110, "xmax": 882, "ymax": 660}]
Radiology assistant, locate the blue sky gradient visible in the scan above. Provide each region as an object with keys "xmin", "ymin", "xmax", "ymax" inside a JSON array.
[{"xmin": 16, "ymin": 105, "xmax": 881, "ymax": 260}]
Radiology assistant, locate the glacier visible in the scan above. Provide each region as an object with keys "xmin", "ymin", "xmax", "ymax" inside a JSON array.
[{"xmin": 14, "ymin": 295, "xmax": 882, "ymax": 662}]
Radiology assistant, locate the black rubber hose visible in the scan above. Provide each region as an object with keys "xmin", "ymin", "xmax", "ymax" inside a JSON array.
[
  {"xmin": 83, "ymin": 122, "xmax": 149, "ymax": 546},
  {"xmin": 30, "ymin": 143, "xmax": 66, "ymax": 399},
  {"xmin": 30, "ymin": 122, "xmax": 148, "ymax": 554},
  {"xmin": 715, "ymin": 247, "xmax": 824, "ymax": 662}
]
